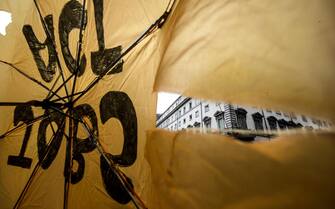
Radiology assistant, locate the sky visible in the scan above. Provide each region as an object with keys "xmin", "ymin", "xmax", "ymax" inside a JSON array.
[
  {"xmin": 156, "ymin": 92, "xmax": 179, "ymax": 114},
  {"xmin": 0, "ymin": 11, "xmax": 11, "ymax": 36},
  {"xmin": 0, "ymin": 11, "xmax": 177, "ymax": 114}
]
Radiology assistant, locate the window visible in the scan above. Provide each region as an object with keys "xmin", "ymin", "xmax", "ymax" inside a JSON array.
[
  {"xmin": 267, "ymin": 116, "xmax": 277, "ymax": 130},
  {"xmin": 204, "ymin": 120, "xmax": 211, "ymax": 128},
  {"xmin": 195, "ymin": 110, "xmax": 199, "ymax": 118},
  {"xmin": 203, "ymin": 117, "xmax": 211, "ymax": 128},
  {"xmin": 214, "ymin": 111, "xmax": 224, "ymax": 131},
  {"xmin": 194, "ymin": 122, "xmax": 201, "ymax": 128},
  {"xmin": 278, "ymin": 119, "xmax": 287, "ymax": 130},
  {"xmin": 252, "ymin": 112, "xmax": 264, "ymax": 130},
  {"xmin": 178, "ymin": 110, "xmax": 181, "ymax": 117},
  {"xmin": 178, "ymin": 121, "xmax": 181, "ymax": 127},
  {"xmin": 287, "ymin": 121, "xmax": 298, "ymax": 129},
  {"xmin": 235, "ymin": 108, "xmax": 247, "ymax": 129},
  {"xmin": 204, "ymin": 104, "xmax": 209, "ymax": 112},
  {"xmin": 183, "ymin": 106, "xmax": 186, "ymax": 114},
  {"xmin": 189, "ymin": 114, "xmax": 192, "ymax": 121},
  {"xmin": 301, "ymin": 115, "xmax": 307, "ymax": 122},
  {"xmin": 276, "ymin": 111, "xmax": 282, "ymax": 115},
  {"xmin": 183, "ymin": 118, "xmax": 186, "ymax": 124},
  {"xmin": 189, "ymin": 102, "xmax": 192, "ymax": 109},
  {"xmin": 217, "ymin": 117, "xmax": 224, "ymax": 131}
]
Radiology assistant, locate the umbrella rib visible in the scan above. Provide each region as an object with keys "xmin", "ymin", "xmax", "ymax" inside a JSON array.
[
  {"xmin": 72, "ymin": 5, "xmax": 174, "ymax": 104},
  {"xmin": 50, "ymin": 108, "xmax": 147, "ymax": 209},
  {"xmin": 63, "ymin": 109, "xmax": 74, "ymax": 209},
  {"xmin": 70, "ymin": 0, "xmax": 87, "ymax": 103},
  {"xmin": 33, "ymin": 0, "xmax": 71, "ymax": 102},
  {"xmin": 46, "ymin": 74, "xmax": 75, "ymax": 101},
  {"xmin": 50, "ymin": 91, "xmax": 83, "ymax": 103},
  {"xmin": 0, "ymin": 102, "xmax": 40, "ymax": 107},
  {"xmin": 46, "ymin": 73, "xmax": 61, "ymax": 99},
  {"xmin": 0, "ymin": 114, "xmax": 49, "ymax": 140},
  {"xmin": 43, "ymin": 107, "xmax": 77, "ymax": 209},
  {"xmin": 79, "ymin": 119, "xmax": 147, "ymax": 209},
  {"xmin": 0, "ymin": 60, "xmax": 66, "ymax": 102},
  {"xmin": 13, "ymin": 112, "xmax": 66, "ymax": 209},
  {"xmin": 49, "ymin": 100, "xmax": 148, "ymax": 209}
]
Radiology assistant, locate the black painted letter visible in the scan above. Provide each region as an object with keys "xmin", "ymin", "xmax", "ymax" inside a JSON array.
[
  {"xmin": 23, "ymin": 15, "xmax": 56, "ymax": 82},
  {"xmin": 91, "ymin": 0, "xmax": 123, "ymax": 76},
  {"xmin": 37, "ymin": 110, "xmax": 65, "ymax": 169},
  {"xmin": 7, "ymin": 104, "xmax": 34, "ymax": 168},
  {"xmin": 59, "ymin": 0, "xmax": 87, "ymax": 76},
  {"xmin": 99, "ymin": 91, "xmax": 137, "ymax": 204}
]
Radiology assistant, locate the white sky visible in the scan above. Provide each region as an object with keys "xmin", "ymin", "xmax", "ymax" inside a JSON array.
[
  {"xmin": 0, "ymin": 11, "xmax": 12, "ymax": 36},
  {"xmin": 0, "ymin": 10, "xmax": 176, "ymax": 114},
  {"xmin": 156, "ymin": 92, "xmax": 179, "ymax": 114}
]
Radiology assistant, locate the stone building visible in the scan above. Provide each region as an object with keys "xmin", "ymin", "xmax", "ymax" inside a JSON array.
[{"xmin": 156, "ymin": 96, "xmax": 331, "ymax": 140}]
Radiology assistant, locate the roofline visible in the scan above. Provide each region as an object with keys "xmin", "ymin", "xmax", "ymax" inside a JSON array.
[
  {"xmin": 157, "ymin": 95, "xmax": 182, "ymax": 120},
  {"xmin": 156, "ymin": 97, "xmax": 191, "ymax": 126}
]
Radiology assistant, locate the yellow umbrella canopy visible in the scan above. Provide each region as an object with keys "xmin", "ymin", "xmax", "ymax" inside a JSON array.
[
  {"xmin": 1, "ymin": 0, "xmax": 335, "ymax": 209},
  {"xmin": 0, "ymin": 0, "xmax": 171, "ymax": 208}
]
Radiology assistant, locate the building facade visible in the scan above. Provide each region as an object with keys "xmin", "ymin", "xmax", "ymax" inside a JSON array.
[{"xmin": 156, "ymin": 96, "xmax": 331, "ymax": 140}]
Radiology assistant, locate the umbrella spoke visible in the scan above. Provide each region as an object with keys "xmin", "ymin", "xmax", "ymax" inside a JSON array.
[
  {"xmin": 13, "ymin": 114, "xmax": 66, "ymax": 209},
  {"xmin": 33, "ymin": 0, "xmax": 70, "ymax": 102},
  {"xmin": 50, "ymin": 91, "xmax": 83, "ymax": 103},
  {"xmin": 70, "ymin": 0, "xmax": 87, "ymax": 103},
  {"xmin": 0, "ymin": 60, "xmax": 66, "ymax": 103},
  {"xmin": 0, "ymin": 114, "xmax": 49, "ymax": 140},
  {"xmin": 46, "ymin": 74, "xmax": 75, "ymax": 102},
  {"xmin": 63, "ymin": 109, "xmax": 74, "ymax": 209},
  {"xmin": 71, "ymin": 5, "xmax": 174, "ymax": 105},
  {"xmin": 0, "ymin": 102, "xmax": 39, "ymax": 107},
  {"xmin": 80, "ymin": 119, "xmax": 148, "ymax": 209},
  {"xmin": 46, "ymin": 73, "xmax": 61, "ymax": 99}
]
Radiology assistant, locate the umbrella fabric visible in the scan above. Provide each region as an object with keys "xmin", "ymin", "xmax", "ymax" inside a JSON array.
[
  {"xmin": 155, "ymin": 0, "xmax": 335, "ymax": 122},
  {"xmin": 151, "ymin": 1, "xmax": 335, "ymax": 208},
  {"xmin": 1, "ymin": 0, "xmax": 335, "ymax": 209},
  {"xmin": 0, "ymin": 0, "xmax": 168, "ymax": 208},
  {"xmin": 147, "ymin": 130, "xmax": 335, "ymax": 209}
]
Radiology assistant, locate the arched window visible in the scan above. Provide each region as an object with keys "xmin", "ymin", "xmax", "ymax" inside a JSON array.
[
  {"xmin": 267, "ymin": 116, "xmax": 278, "ymax": 130},
  {"xmin": 287, "ymin": 120, "xmax": 297, "ymax": 129},
  {"xmin": 252, "ymin": 112, "xmax": 263, "ymax": 130},
  {"xmin": 278, "ymin": 119, "xmax": 288, "ymax": 130},
  {"xmin": 235, "ymin": 108, "xmax": 247, "ymax": 129},
  {"xmin": 203, "ymin": 116, "xmax": 211, "ymax": 128},
  {"xmin": 193, "ymin": 122, "xmax": 201, "ymax": 128},
  {"xmin": 214, "ymin": 111, "xmax": 224, "ymax": 131}
]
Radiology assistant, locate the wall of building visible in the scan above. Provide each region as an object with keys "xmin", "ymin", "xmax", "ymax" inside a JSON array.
[{"xmin": 157, "ymin": 97, "xmax": 332, "ymax": 136}]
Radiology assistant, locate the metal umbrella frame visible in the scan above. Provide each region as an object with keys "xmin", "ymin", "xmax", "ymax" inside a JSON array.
[{"xmin": 0, "ymin": 0, "xmax": 175, "ymax": 208}]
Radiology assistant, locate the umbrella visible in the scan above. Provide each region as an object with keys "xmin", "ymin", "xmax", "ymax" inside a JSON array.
[
  {"xmin": 0, "ymin": 0, "xmax": 173, "ymax": 208},
  {"xmin": 1, "ymin": 0, "xmax": 335, "ymax": 209}
]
